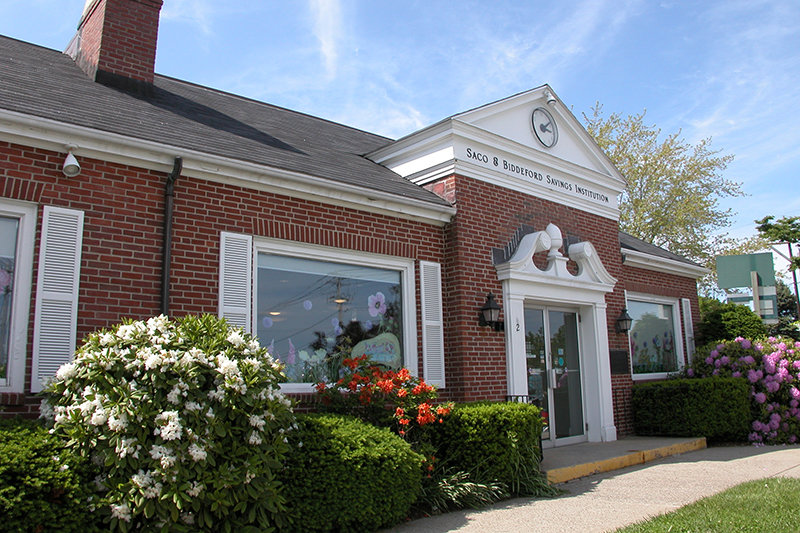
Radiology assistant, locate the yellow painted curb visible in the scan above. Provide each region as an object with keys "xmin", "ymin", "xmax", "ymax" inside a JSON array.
[{"xmin": 545, "ymin": 437, "xmax": 707, "ymax": 484}]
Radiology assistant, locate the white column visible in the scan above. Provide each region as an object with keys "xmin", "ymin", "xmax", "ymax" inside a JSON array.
[
  {"xmin": 592, "ymin": 302, "xmax": 617, "ymax": 441},
  {"xmin": 503, "ymin": 284, "xmax": 528, "ymax": 397}
]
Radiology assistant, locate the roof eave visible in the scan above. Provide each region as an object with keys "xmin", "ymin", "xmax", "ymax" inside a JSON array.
[
  {"xmin": 0, "ymin": 108, "xmax": 455, "ymax": 225},
  {"xmin": 621, "ymin": 248, "xmax": 709, "ymax": 279}
]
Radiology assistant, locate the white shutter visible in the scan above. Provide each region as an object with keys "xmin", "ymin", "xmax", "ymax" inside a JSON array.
[
  {"xmin": 420, "ymin": 261, "xmax": 445, "ymax": 388},
  {"xmin": 681, "ymin": 298, "xmax": 695, "ymax": 359},
  {"xmin": 219, "ymin": 232, "xmax": 252, "ymax": 332},
  {"xmin": 31, "ymin": 206, "xmax": 84, "ymax": 392}
]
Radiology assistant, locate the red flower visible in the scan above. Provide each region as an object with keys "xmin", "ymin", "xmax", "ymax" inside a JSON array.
[
  {"xmin": 396, "ymin": 389, "xmax": 408, "ymax": 398},
  {"xmin": 377, "ymin": 379, "xmax": 394, "ymax": 393},
  {"xmin": 315, "ymin": 382, "xmax": 326, "ymax": 393},
  {"xmin": 395, "ymin": 407, "xmax": 405, "ymax": 418}
]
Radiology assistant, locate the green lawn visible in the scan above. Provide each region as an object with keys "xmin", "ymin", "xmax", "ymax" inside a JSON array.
[{"xmin": 615, "ymin": 477, "xmax": 800, "ymax": 533}]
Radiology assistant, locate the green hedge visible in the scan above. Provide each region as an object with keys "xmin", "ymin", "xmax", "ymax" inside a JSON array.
[
  {"xmin": 0, "ymin": 418, "xmax": 99, "ymax": 533},
  {"xmin": 278, "ymin": 414, "xmax": 423, "ymax": 532},
  {"xmin": 632, "ymin": 377, "xmax": 751, "ymax": 443},
  {"xmin": 431, "ymin": 402, "xmax": 545, "ymax": 496}
]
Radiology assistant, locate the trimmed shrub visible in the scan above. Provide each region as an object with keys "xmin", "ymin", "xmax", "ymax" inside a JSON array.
[
  {"xmin": 632, "ymin": 377, "xmax": 751, "ymax": 442},
  {"xmin": 43, "ymin": 314, "xmax": 296, "ymax": 532},
  {"xmin": 279, "ymin": 414, "xmax": 424, "ymax": 532},
  {"xmin": 0, "ymin": 418, "xmax": 99, "ymax": 532},
  {"xmin": 430, "ymin": 402, "xmax": 551, "ymax": 496}
]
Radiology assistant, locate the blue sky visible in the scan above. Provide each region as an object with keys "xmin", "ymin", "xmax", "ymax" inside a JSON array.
[{"xmin": 1, "ymin": 0, "xmax": 799, "ymax": 267}]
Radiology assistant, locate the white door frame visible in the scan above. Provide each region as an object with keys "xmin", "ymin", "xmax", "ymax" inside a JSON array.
[{"xmin": 496, "ymin": 224, "xmax": 617, "ymax": 443}]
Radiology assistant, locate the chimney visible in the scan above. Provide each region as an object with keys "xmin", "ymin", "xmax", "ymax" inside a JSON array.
[{"xmin": 66, "ymin": 0, "xmax": 164, "ymax": 94}]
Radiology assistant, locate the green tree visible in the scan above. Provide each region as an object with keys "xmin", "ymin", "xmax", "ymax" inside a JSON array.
[
  {"xmin": 583, "ymin": 105, "xmax": 760, "ymax": 276},
  {"xmin": 767, "ymin": 279, "xmax": 800, "ymax": 340},
  {"xmin": 756, "ymin": 215, "xmax": 800, "ymax": 319},
  {"xmin": 696, "ymin": 296, "xmax": 767, "ymax": 346}
]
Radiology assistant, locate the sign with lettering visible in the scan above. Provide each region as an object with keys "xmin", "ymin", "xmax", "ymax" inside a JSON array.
[
  {"xmin": 352, "ymin": 332, "xmax": 402, "ymax": 369},
  {"xmin": 462, "ymin": 146, "xmax": 614, "ymax": 207}
]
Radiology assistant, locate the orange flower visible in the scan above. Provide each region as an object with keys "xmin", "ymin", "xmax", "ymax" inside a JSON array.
[
  {"xmin": 396, "ymin": 389, "xmax": 408, "ymax": 398},
  {"xmin": 315, "ymin": 382, "xmax": 326, "ymax": 393},
  {"xmin": 377, "ymin": 379, "xmax": 394, "ymax": 393},
  {"xmin": 395, "ymin": 407, "xmax": 405, "ymax": 418}
]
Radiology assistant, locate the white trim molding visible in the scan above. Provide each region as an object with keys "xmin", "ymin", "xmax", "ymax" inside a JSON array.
[{"xmin": 622, "ymin": 248, "xmax": 709, "ymax": 279}]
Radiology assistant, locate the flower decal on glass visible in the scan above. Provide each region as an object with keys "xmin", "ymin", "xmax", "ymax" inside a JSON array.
[{"xmin": 368, "ymin": 291, "xmax": 387, "ymax": 318}]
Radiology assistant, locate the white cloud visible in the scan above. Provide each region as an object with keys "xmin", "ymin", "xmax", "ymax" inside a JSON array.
[
  {"xmin": 308, "ymin": 0, "xmax": 343, "ymax": 80},
  {"xmin": 160, "ymin": 0, "xmax": 216, "ymax": 35}
]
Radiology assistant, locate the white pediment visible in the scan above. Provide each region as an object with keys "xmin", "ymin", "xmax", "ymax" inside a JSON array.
[
  {"xmin": 495, "ymin": 223, "xmax": 616, "ymax": 294},
  {"xmin": 369, "ymin": 85, "xmax": 626, "ymax": 221}
]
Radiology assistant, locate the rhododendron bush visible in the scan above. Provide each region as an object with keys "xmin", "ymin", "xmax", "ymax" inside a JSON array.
[
  {"xmin": 688, "ymin": 336, "xmax": 800, "ymax": 444},
  {"xmin": 43, "ymin": 314, "xmax": 296, "ymax": 532}
]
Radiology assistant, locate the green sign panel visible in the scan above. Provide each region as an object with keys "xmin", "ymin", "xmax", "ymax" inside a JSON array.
[{"xmin": 716, "ymin": 253, "xmax": 776, "ymax": 289}]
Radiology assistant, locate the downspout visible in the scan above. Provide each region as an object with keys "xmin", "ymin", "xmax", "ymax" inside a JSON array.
[{"xmin": 161, "ymin": 156, "xmax": 183, "ymax": 316}]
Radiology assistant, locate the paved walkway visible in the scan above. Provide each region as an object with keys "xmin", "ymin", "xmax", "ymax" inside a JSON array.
[{"xmin": 387, "ymin": 445, "xmax": 800, "ymax": 533}]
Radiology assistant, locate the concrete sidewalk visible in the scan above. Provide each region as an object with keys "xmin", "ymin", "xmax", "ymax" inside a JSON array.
[{"xmin": 387, "ymin": 445, "xmax": 800, "ymax": 533}]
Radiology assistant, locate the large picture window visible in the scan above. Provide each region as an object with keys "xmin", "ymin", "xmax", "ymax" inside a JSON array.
[
  {"xmin": 627, "ymin": 295, "xmax": 684, "ymax": 377},
  {"xmin": 252, "ymin": 240, "xmax": 416, "ymax": 391}
]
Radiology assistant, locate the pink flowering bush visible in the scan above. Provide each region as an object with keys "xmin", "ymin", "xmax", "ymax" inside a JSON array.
[
  {"xmin": 43, "ymin": 314, "xmax": 296, "ymax": 531},
  {"xmin": 688, "ymin": 336, "xmax": 800, "ymax": 445}
]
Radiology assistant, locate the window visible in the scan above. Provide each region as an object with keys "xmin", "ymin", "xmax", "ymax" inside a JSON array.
[
  {"xmin": 0, "ymin": 200, "xmax": 36, "ymax": 393},
  {"xmin": 627, "ymin": 294, "xmax": 684, "ymax": 378},
  {"xmin": 250, "ymin": 238, "xmax": 418, "ymax": 393},
  {"xmin": 0, "ymin": 216, "xmax": 19, "ymax": 382},
  {"xmin": 256, "ymin": 255, "xmax": 403, "ymax": 383}
]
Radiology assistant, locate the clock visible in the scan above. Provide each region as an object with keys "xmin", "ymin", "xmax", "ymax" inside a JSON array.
[{"xmin": 531, "ymin": 107, "xmax": 558, "ymax": 148}]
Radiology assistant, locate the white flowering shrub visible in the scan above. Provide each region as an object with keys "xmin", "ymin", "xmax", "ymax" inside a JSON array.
[{"xmin": 44, "ymin": 314, "xmax": 296, "ymax": 532}]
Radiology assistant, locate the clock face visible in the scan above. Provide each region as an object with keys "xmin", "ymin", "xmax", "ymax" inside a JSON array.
[{"xmin": 532, "ymin": 107, "xmax": 558, "ymax": 148}]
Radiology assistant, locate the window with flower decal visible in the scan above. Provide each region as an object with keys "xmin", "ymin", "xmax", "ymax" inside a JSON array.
[
  {"xmin": 254, "ymin": 246, "xmax": 413, "ymax": 387},
  {"xmin": 626, "ymin": 294, "xmax": 685, "ymax": 377}
]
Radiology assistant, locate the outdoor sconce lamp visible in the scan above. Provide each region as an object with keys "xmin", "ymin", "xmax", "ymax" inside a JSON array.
[
  {"xmin": 479, "ymin": 292, "xmax": 504, "ymax": 331},
  {"xmin": 62, "ymin": 145, "xmax": 81, "ymax": 177},
  {"xmin": 615, "ymin": 308, "xmax": 633, "ymax": 334}
]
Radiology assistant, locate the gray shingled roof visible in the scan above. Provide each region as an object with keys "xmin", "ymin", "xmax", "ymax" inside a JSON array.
[
  {"xmin": 619, "ymin": 231, "xmax": 703, "ymax": 268},
  {"xmin": 0, "ymin": 35, "xmax": 450, "ymax": 207}
]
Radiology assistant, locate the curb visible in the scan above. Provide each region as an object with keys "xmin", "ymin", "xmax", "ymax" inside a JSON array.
[{"xmin": 544, "ymin": 437, "xmax": 707, "ymax": 484}]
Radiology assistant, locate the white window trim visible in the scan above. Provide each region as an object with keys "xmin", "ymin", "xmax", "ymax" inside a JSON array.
[
  {"xmin": 625, "ymin": 291, "xmax": 685, "ymax": 381},
  {"xmin": 0, "ymin": 199, "xmax": 37, "ymax": 394},
  {"xmin": 253, "ymin": 238, "xmax": 418, "ymax": 394}
]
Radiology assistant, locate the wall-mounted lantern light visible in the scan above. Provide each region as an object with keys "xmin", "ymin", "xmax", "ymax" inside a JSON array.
[
  {"xmin": 615, "ymin": 308, "xmax": 633, "ymax": 334},
  {"xmin": 479, "ymin": 292, "xmax": 504, "ymax": 331}
]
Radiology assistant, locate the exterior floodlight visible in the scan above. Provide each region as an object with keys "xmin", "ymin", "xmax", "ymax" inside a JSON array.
[{"xmin": 62, "ymin": 151, "xmax": 81, "ymax": 177}]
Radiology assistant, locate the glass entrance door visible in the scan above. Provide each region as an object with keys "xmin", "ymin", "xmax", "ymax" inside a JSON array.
[{"xmin": 524, "ymin": 308, "xmax": 585, "ymax": 444}]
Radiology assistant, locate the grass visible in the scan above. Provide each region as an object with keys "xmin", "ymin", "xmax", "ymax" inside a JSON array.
[{"xmin": 615, "ymin": 477, "xmax": 800, "ymax": 533}]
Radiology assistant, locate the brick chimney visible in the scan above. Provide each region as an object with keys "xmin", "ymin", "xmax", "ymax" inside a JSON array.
[{"xmin": 66, "ymin": 0, "xmax": 163, "ymax": 93}]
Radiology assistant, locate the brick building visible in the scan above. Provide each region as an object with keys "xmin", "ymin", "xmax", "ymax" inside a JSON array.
[{"xmin": 0, "ymin": 0, "xmax": 705, "ymax": 446}]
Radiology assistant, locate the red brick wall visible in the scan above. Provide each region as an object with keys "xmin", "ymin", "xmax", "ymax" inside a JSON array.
[
  {"xmin": 0, "ymin": 141, "xmax": 445, "ymax": 413},
  {"xmin": 427, "ymin": 174, "xmax": 631, "ymax": 408}
]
